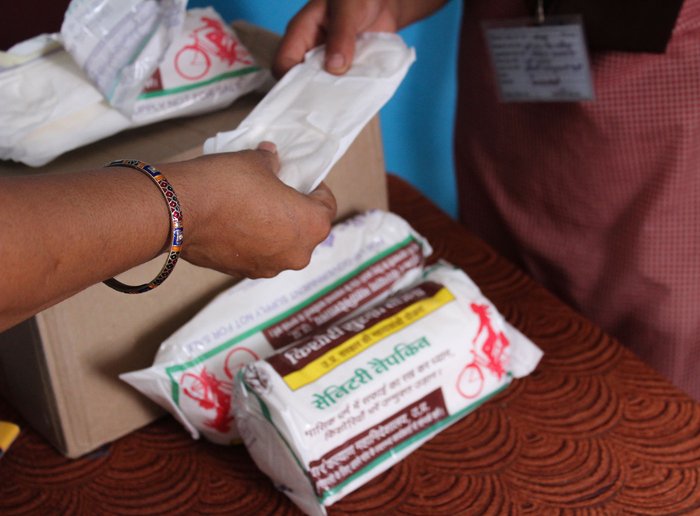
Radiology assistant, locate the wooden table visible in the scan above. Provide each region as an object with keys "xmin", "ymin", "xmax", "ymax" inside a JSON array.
[{"xmin": 2, "ymin": 175, "xmax": 700, "ymax": 515}]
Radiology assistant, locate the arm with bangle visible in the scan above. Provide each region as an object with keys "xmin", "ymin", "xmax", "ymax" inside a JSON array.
[{"xmin": 0, "ymin": 144, "xmax": 336, "ymax": 332}]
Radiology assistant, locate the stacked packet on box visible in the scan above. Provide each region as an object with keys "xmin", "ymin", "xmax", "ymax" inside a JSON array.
[
  {"xmin": 122, "ymin": 210, "xmax": 432, "ymax": 444},
  {"xmin": 233, "ymin": 262, "xmax": 543, "ymax": 515},
  {"xmin": 0, "ymin": 6, "xmax": 266, "ymax": 166}
]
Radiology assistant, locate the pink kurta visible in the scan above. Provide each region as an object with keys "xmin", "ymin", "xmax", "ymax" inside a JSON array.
[{"xmin": 455, "ymin": 1, "xmax": 700, "ymax": 397}]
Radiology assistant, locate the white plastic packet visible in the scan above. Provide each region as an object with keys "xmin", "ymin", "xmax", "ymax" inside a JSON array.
[
  {"xmin": 203, "ymin": 32, "xmax": 416, "ymax": 193},
  {"xmin": 130, "ymin": 8, "xmax": 266, "ymax": 124},
  {"xmin": 121, "ymin": 211, "xmax": 433, "ymax": 444},
  {"xmin": 233, "ymin": 262, "xmax": 543, "ymax": 516},
  {"xmin": 0, "ymin": 7, "xmax": 267, "ymax": 167},
  {"xmin": 0, "ymin": 34, "xmax": 62, "ymax": 69},
  {"xmin": 60, "ymin": 0, "xmax": 187, "ymax": 113}
]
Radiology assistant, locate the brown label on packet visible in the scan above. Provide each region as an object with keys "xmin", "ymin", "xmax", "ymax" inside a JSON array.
[
  {"xmin": 308, "ymin": 388, "xmax": 449, "ymax": 496},
  {"xmin": 266, "ymin": 281, "xmax": 444, "ymax": 377},
  {"xmin": 263, "ymin": 240, "xmax": 424, "ymax": 349}
]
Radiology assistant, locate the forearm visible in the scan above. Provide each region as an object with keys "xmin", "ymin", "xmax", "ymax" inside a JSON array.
[
  {"xmin": 0, "ymin": 149, "xmax": 335, "ymax": 332},
  {"xmin": 0, "ymin": 167, "xmax": 171, "ymax": 330},
  {"xmin": 393, "ymin": 0, "xmax": 450, "ymax": 29}
]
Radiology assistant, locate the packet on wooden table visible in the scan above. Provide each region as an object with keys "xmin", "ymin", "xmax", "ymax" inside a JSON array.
[
  {"xmin": 122, "ymin": 210, "xmax": 432, "ymax": 444},
  {"xmin": 233, "ymin": 262, "xmax": 543, "ymax": 516}
]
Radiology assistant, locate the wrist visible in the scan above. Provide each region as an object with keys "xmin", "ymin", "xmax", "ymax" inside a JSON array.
[
  {"xmin": 103, "ymin": 160, "xmax": 184, "ymax": 293},
  {"xmin": 159, "ymin": 159, "xmax": 207, "ymax": 260}
]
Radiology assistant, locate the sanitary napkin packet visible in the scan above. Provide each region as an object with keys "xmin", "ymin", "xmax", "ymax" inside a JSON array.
[
  {"xmin": 0, "ymin": 7, "xmax": 266, "ymax": 166},
  {"xmin": 203, "ymin": 32, "xmax": 415, "ymax": 193},
  {"xmin": 234, "ymin": 262, "xmax": 543, "ymax": 515},
  {"xmin": 121, "ymin": 211, "xmax": 432, "ymax": 444}
]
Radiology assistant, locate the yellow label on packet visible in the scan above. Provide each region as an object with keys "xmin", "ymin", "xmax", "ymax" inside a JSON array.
[{"xmin": 283, "ymin": 288, "xmax": 455, "ymax": 390}]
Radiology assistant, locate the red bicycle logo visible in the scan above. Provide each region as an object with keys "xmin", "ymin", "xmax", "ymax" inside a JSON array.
[
  {"xmin": 456, "ymin": 303, "xmax": 510, "ymax": 399},
  {"xmin": 179, "ymin": 347, "xmax": 259, "ymax": 433},
  {"xmin": 174, "ymin": 16, "xmax": 252, "ymax": 81}
]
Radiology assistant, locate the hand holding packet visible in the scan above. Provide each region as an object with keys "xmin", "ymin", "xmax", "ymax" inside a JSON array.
[{"xmin": 203, "ymin": 33, "xmax": 416, "ymax": 193}]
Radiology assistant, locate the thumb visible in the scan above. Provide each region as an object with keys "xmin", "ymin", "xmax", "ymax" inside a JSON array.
[
  {"xmin": 306, "ymin": 182, "xmax": 338, "ymax": 220},
  {"xmin": 324, "ymin": 1, "xmax": 367, "ymax": 74},
  {"xmin": 255, "ymin": 141, "xmax": 280, "ymax": 175}
]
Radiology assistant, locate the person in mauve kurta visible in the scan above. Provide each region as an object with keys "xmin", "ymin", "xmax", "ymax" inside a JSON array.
[{"xmin": 274, "ymin": 0, "xmax": 700, "ymax": 399}]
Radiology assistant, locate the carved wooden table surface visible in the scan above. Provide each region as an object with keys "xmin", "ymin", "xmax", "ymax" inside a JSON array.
[{"xmin": 2, "ymin": 174, "xmax": 700, "ymax": 515}]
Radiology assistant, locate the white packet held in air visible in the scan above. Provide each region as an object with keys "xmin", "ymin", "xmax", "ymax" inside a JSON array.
[
  {"xmin": 121, "ymin": 211, "xmax": 433, "ymax": 444},
  {"xmin": 204, "ymin": 32, "xmax": 416, "ymax": 193},
  {"xmin": 233, "ymin": 262, "xmax": 543, "ymax": 516}
]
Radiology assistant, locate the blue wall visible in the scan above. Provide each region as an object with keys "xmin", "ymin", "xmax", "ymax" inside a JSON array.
[{"xmin": 190, "ymin": 1, "xmax": 461, "ymax": 218}]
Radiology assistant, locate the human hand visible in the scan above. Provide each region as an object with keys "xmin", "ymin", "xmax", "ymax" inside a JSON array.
[
  {"xmin": 166, "ymin": 143, "xmax": 337, "ymax": 278},
  {"xmin": 274, "ymin": 0, "xmax": 447, "ymax": 77},
  {"xmin": 274, "ymin": 0, "xmax": 401, "ymax": 77}
]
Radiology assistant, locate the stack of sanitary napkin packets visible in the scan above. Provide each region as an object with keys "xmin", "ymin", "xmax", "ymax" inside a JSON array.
[{"xmin": 123, "ymin": 211, "xmax": 543, "ymax": 515}]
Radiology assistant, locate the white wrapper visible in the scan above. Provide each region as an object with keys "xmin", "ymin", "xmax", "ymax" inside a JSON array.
[
  {"xmin": 0, "ymin": 8, "xmax": 266, "ymax": 166},
  {"xmin": 121, "ymin": 211, "xmax": 432, "ymax": 444},
  {"xmin": 233, "ymin": 262, "xmax": 543, "ymax": 515},
  {"xmin": 203, "ymin": 32, "xmax": 415, "ymax": 193},
  {"xmin": 60, "ymin": 0, "xmax": 187, "ymax": 112}
]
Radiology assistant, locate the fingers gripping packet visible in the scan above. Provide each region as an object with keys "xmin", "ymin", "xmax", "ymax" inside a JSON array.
[
  {"xmin": 233, "ymin": 263, "xmax": 543, "ymax": 516},
  {"xmin": 203, "ymin": 33, "xmax": 416, "ymax": 193},
  {"xmin": 121, "ymin": 211, "xmax": 432, "ymax": 444}
]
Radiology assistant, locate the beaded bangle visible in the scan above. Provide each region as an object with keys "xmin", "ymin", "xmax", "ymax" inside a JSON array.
[{"xmin": 103, "ymin": 159, "xmax": 183, "ymax": 294}]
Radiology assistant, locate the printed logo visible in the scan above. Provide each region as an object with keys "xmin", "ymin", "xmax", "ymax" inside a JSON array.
[
  {"xmin": 179, "ymin": 346, "xmax": 259, "ymax": 433},
  {"xmin": 174, "ymin": 16, "xmax": 252, "ymax": 80},
  {"xmin": 456, "ymin": 303, "xmax": 509, "ymax": 399}
]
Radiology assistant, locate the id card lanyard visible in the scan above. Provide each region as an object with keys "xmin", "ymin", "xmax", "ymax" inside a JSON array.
[{"xmin": 482, "ymin": 0, "xmax": 595, "ymax": 102}]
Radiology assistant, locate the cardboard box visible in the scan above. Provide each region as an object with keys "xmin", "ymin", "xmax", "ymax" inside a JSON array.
[{"xmin": 0, "ymin": 23, "xmax": 387, "ymax": 457}]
